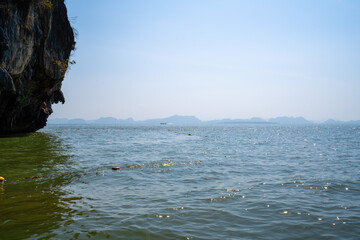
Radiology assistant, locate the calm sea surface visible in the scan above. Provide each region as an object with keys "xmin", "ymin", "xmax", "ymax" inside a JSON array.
[{"xmin": 0, "ymin": 124, "xmax": 359, "ymax": 239}]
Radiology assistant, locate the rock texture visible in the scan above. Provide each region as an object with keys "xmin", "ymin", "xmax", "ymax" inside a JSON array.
[{"xmin": 0, "ymin": 0, "xmax": 74, "ymax": 134}]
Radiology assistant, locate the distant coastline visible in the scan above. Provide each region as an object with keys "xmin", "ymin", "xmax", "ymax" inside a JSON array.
[{"xmin": 47, "ymin": 115, "xmax": 360, "ymax": 126}]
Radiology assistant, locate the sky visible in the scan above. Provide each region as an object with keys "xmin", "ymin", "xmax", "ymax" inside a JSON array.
[{"xmin": 51, "ymin": 0, "xmax": 360, "ymax": 121}]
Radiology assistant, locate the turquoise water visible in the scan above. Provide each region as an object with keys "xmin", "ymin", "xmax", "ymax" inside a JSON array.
[{"xmin": 0, "ymin": 124, "xmax": 359, "ymax": 239}]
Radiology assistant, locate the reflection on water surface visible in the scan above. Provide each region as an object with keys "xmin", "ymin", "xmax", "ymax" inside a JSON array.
[{"xmin": 0, "ymin": 132, "xmax": 75, "ymax": 239}]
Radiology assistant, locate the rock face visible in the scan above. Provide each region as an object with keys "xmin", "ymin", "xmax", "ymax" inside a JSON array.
[{"xmin": 0, "ymin": 0, "xmax": 74, "ymax": 134}]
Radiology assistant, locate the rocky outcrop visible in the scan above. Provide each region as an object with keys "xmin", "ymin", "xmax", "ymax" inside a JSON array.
[{"xmin": 0, "ymin": 0, "xmax": 74, "ymax": 134}]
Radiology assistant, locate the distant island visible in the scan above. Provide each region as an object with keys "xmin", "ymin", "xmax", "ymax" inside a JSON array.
[{"xmin": 47, "ymin": 115, "xmax": 360, "ymax": 126}]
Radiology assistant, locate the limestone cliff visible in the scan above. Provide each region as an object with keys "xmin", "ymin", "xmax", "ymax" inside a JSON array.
[{"xmin": 0, "ymin": 0, "xmax": 74, "ymax": 134}]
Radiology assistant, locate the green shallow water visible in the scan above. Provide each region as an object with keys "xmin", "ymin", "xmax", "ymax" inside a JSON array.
[{"xmin": 0, "ymin": 125, "xmax": 359, "ymax": 239}]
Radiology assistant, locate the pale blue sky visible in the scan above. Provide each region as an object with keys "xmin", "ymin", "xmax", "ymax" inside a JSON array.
[{"xmin": 51, "ymin": 0, "xmax": 360, "ymax": 121}]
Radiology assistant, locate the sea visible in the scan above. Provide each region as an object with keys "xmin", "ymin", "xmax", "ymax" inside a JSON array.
[{"xmin": 0, "ymin": 124, "xmax": 359, "ymax": 239}]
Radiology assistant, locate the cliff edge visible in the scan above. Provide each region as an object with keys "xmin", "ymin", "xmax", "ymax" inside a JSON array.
[{"xmin": 0, "ymin": 0, "xmax": 74, "ymax": 134}]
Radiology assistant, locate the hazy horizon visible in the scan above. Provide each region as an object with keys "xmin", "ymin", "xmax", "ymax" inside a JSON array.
[
  {"xmin": 48, "ymin": 114, "xmax": 360, "ymax": 123},
  {"xmin": 51, "ymin": 0, "xmax": 360, "ymax": 122}
]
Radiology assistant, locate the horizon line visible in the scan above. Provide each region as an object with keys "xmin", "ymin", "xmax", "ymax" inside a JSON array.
[{"xmin": 48, "ymin": 115, "xmax": 360, "ymax": 123}]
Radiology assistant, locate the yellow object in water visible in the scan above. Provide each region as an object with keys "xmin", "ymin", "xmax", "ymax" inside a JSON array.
[
  {"xmin": 112, "ymin": 167, "xmax": 121, "ymax": 170},
  {"xmin": 0, "ymin": 176, "xmax": 5, "ymax": 182}
]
